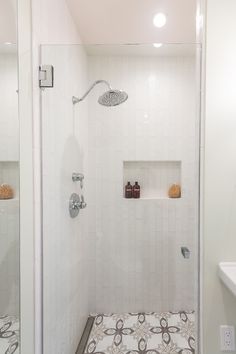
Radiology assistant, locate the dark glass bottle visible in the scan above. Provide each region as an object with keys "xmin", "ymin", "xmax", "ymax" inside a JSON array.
[
  {"xmin": 125, "ymin": 181, "xmax": 133, "ymax": 198},
  {"xmin": 133, "ymin": 181, "xmax": 140, "ymax": 199}
]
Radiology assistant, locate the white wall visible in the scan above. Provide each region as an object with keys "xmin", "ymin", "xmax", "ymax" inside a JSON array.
[
  {"xmin": 31, "ymin": 1, "xmax": 89, "ymax": 353},
  {"xmin": 88, "ymin": 54, "xmax": 199, "ymax": 313},
  {"xmin": 0, "ymin": 54, "xmax": 18, "ymax": 161},
  {"xmin": 0, "ymin": 53, "xmax": 19, "ymax": 317},
  {"xmin": 32, "ymin": 0, "xmax": 79, "ymax": 45},
  {"xmin": 0, "ymin": 0, "xmax": 17, "ymax": 44},
  {"xmin": 41, "ymin": 45, "xmax": 91, "ymax": 354},
  {"xmin": 204, "ymin": 1, "xmax": 236, "ymax": 353}
]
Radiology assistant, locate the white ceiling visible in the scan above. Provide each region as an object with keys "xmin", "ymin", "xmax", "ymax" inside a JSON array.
[{"xmin": 66, "ymin": 0, "xmax": 197, "ymax": 45}]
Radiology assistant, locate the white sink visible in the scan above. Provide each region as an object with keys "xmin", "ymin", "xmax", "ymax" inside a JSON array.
[{"xmin": 219, "ymin": 262, "xmax": 236, "ymax": 297}]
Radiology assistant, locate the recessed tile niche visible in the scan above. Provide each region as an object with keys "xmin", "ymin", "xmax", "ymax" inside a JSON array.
[
  {"xmin": 0, "ymin": 162, "xmax": 19, "ymax": 201},
  {"xmin": 123, "ymin": 161, "xmax": 181, "ymax": 199}
]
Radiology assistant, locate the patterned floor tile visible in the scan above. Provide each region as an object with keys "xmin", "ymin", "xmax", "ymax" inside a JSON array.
[
  {"xmin": 85, "ymin": 311, "xmax": 195, "ymax": 354},
  {"xmin": 0, "ymin": 315, "xmax": 19, "ymax": 354}
]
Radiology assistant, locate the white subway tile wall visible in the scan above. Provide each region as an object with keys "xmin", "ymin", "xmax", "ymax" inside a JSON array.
[
  {"xmin": 88, "ymin": 54, "xmax": 199, "ymax": 313},
  {"xmin": 41, "ymin": 45, "xmax": 95, "ymax": 354},
  {"xmin": 0, "ymin": 54, "xmax": 19, "ymax": 162}
]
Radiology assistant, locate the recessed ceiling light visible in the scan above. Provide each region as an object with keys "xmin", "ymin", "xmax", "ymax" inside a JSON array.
[
  {"xmin": 4, "ymin": 42, "xmax": 12, "ymax": 45},
  {"xmin": 153, "ymin": 13, "xmax": 167, "ymax": 28},
  {"xmin": 153, "ymin": 43, "xmax": 163, "ymax": 48}
]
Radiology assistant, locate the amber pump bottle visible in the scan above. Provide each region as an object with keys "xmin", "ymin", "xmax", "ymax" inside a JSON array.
[
  {"xmin": 125, "ymin": 182, "xmax": 133, "ymax": 198},
  {"xmin": 133, "ymin": 181, "xmax": 140, "ymax": 198}
]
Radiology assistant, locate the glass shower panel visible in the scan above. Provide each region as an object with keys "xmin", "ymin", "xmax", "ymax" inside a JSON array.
[{"xmin": 41, "ymin": 43, "xmax": 200, "ymax": 354}]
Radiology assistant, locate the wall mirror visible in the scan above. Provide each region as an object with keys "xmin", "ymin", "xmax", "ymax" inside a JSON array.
[{"xmin": 0, "ymin": 0, "xmax": 20, "ymax": 353}]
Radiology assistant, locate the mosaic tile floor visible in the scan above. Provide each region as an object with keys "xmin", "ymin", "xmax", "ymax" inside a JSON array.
[
  {"xmin": 85, "ymin": 311, "xmax": 195, "ymax": 354},
  {"xmin": 0, "ymin": 316, "xmax": 19, "ymax": 354}
]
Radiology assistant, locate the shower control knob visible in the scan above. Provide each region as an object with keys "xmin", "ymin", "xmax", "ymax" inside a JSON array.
[
  {"xmin": 72, "ymin": 173, "xmax": 84, "ymax": 188},
  {"xmin": 69, "ymin": 193, "xmax": 87, "ymax": 218},
  {"xmin": 69, "ymin": 193, "xmax": 80, "ymax": 218},
  {"xmin": 80, "ymin": 195, "xmax": 87, "ymax": 209}
]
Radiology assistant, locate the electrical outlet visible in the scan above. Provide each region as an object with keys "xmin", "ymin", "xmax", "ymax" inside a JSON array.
[{"xmin": 220, "ymin": 325, "xmax": 235, "ymax": 351}]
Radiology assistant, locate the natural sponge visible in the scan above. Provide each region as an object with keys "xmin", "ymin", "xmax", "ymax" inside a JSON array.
[
  {"xmin": 168, "ymin": 184, "xmax": 181, "ymax": 198},
  {"xmin": 0, "ymin": 184, "xmax": 14, "ymax": 199}
]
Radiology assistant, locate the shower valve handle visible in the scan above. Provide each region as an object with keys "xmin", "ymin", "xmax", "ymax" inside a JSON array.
[
  {"xmin": 80, "ymin": 195, "xmax": 87, "ymax": 209},
  {"xmin": 72, "ymin": 173, "xmax": 84, "ymax": 188},
  {"xmin": 69, "ymin": 193, "xmax": 87, "ymax": 218}
]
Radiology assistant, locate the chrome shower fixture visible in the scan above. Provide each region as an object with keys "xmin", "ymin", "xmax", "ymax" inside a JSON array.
[{"xmin": 72, "ymin": 80, "xmax": 128, "ymax": 107}]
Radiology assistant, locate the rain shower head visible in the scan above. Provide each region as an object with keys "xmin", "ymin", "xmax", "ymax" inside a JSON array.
[
  {"xmin": 98, "ymin": 89, "xmax": 128, "ymax": 107},
  {"xmin": 72, "ymin": 80, "xmax": 128, "ymax": 107}
]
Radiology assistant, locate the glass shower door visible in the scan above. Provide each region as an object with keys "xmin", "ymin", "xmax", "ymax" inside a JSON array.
[{"xmin": 41, "ymin": 43, "xmax": 200, "ymax": 354}]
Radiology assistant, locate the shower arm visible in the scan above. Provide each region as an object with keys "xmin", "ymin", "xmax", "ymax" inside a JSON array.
[{"xmin": 72, "ymin": 80, "xmax": 112, "ymax": 105}]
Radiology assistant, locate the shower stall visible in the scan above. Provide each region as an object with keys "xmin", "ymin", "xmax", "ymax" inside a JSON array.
[{"xmin": 40, "ymin": 43, "xmax": 200, "ymax": 354}]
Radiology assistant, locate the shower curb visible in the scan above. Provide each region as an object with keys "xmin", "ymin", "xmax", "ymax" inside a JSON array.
[{"xmin": 75, "ymin": 316, "xmax": 95, "ymax": 354}]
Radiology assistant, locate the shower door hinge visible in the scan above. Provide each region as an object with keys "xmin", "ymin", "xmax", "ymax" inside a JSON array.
[{"xmin": 39, "ymin": 65, "xmax": 54, "ymax": 88}]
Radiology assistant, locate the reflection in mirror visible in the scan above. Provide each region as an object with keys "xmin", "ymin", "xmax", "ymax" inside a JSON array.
[{"xmin": 0, "ymin": 0, "xmax": 20, "ymax": 353}]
